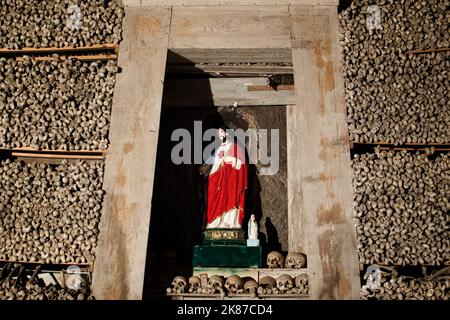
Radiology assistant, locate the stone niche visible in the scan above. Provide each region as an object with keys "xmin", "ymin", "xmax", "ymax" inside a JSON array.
[{"xmin": 143, "ymin": 105, "xmax": 287, "ymax": 298}]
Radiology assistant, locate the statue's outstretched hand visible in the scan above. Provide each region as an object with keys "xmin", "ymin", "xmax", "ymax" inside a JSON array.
[{"xmin": 224, "ymin": 156, "xmax": 237, "ymax": 168}]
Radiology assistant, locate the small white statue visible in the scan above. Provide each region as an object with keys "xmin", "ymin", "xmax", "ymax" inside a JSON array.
[
  {"xmin": 248, "ymin": 214, "xmax": 258, "ymax": 240},
  {"xmin": 247, "ymin": 214, "xmax": 259, "ymax": 247}
]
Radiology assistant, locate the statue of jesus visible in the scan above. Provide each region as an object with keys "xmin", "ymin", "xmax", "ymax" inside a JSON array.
[{"xmin": 202, "ymin": 126, "xmax": 248, "ymax": 229}]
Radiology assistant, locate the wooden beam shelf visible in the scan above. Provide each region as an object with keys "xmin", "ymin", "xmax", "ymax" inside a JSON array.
[
  {"xmin": 15, "ymin": 54, "xmax": 118, "ymax": 62},
  {"xmin": 258, "ymin": 293, "xmax": 309, "ymax": 298},
  {"xmin": 0, "ymin": 44, "xmax": 119, "ymax": 62},
  {"xmin": 163, "ymin": 77, "xmax": 295, "ymax": 107},
  {"xmin": 0, "ymin": 260, "xmax": 94, "ymax": 273},
  {"xmin": 0, "ymin": 43, "xmax": 118, "ymax": 55},
  {"xmin": 166, "ymin": 64, "xmax": 294, "ymax": 75},
  {"xmin": 167, "ymin": 292, "xmax": 309, "ymax": 300},
  {"xmin": 406, "ymin": 47, "xmax": 450, "ymax": 54},
  {"xmin": 247, "ymin": 84, "xmax": 295, "ymax": 91},
  {"xmin": 0, "ymin": 147, "xmax": 106, "ymax": 161},
  {"xmin": 359, "ymin": 262, "xmax": 450, "ymax": 271},
  {"xmin": 350, "ymin": 142, "xmax": 450, "ymax": 152}
]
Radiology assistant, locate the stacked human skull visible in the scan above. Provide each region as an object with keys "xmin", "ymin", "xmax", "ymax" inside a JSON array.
[
  {"xmin": 188, "ymin": 276, "xmax": 202, "ymax": 294},
  {"xmin": 267, "ymin": 251, "xmax": 285, "ymax": 269},
  {"xmin": 204, "ymin": 275, "xmax": 225, "ymax": 295},
  {"xmin": 242, "ymin": 278, "xmax": 258, "ymax": 296},
  {"xmin": 257, "ymin": 276, "xmax": 277, "ymax": 295},
  {"xmin": 166, "ymin": 276, "xmax": 187, "ymax": 294},
  {"xmin": 276, "ymin": 274, "xmax": 294, "ymax": 293},
  {"xmin": 285, "ymin": 252, "xmax": 307, "ymax": 269},
  {"xmin": 224, "ymin": 275, "xmax": 243, "ymax": 294}
]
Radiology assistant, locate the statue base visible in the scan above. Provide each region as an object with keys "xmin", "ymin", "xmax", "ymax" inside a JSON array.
[
  {"xmin": 192, "ymin": 244, "xmax": 262, "ymax": 268},
  {"xmin": 194, "ymin": 228, "xmax": 262, "ymax": 267},
  {"xmin": 203, "ymin": 228, "xmax": 245, "ymax": 245},
  {"xmin": 247, "ymin": 239, "xmax": 260, "ymax": 247}
]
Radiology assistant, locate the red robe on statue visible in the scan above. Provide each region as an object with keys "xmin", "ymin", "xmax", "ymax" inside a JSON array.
[{"xmin": 206, "ymin": 142, "xmax": 248, "ymax": 229}]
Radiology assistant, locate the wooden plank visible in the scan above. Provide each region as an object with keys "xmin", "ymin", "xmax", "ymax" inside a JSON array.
[
  {"xmin": 406, "ymin": 47, "xmax": 450, "ymax": 54},
  {"xmin": 163, "ymin": 77, "xmax": 295, "ymax": 107},
  {"xmin": 166, "ymin": 64, "xmax": 294, "ymax": 75},
  {"xmin": 1, "ymin": 147, "xmax": 106, "ymax": 161},
  {"xmin": 168, "ymin": 293, "xmax": 309, "ymax": 299},
  {"xmin": 0, "ymin": 44, "xmax": 118, "ymax": 54},
  {"xmin": 351, "ymin": 142, "xmax": 450, "ymax": 148},
  {"xmin": 123, "ymin": 0, "xmax": 141, "ymax": 6},
  {"xmin": 258, "ymin": 268, "xmax": 308, "ymax": 280},
  {"xmin": 360, "ymin": 262, "xmax": 450, "ymax": 268},
  {"xmin": 0, "ymin": 147, "xmax": 106, "ymax": 155},
  {"xmin": 288, "ymin": 6, "xmax": 360, "ymax": 299},
  {"xmin": 167, "ymin": 293, "xmax": 223, "ymax": 297},
  {"xmin": 91, "ymin": 7, "xmax": 171, "ymax": 300},
  {"xmin": 247, "ymin": 84, "xmax": 294, "ymax": 91},
  {"xmin": 139, "ymin": 1, "xmax": 338, "ymax": 6},
  {"xmin": 350, "ymin": 142, "xmax": 450, "ymax": 153},
  {"xmin": 378, "ymin": 147, "xmax": 450, "ymax": 152},
  {"xmin": 286, "ymin": 104, "xmax": 305, "ymax": 253},
  {"xmin": 16, "ymin": 157, "xmax": 103, "ymax": 165},
  {"xmin": 170, "ymin": 294, "xmax": 307, "ymax": 300},
  {"xmin": 11, "ymin": 152, "xmax": 104, "ymax": 160},
  {"xmin": 193, "ymin": 267, "xmax": 258, "ymax": 280},
  {"xmin": 169, "ymin": 6, "xmax": 291, "ymax": 50},
  {"xmin": 168, "ymin": 48, "xmax": 293, "ymax": 64},
  {"xmin": 0, "ymin": 259, "xmax": 92, "ymax": 270},
  {"xmin": 15, "ymin": 54, "xmax": 118, "ymax": 62},
  {"xmin": 192, "ymin": 267, "xmax": 308, "ymax": 282},
  {"xmin": 258, "ymin": 294, "xmax": 309, "ymax": 298}
]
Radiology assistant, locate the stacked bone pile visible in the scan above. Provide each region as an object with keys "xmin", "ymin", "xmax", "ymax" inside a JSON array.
[
  {"xmin": 167, "ymin": 273, "xmax": 309, "ymax": 297},
  {"xmin": 353, "ymin": 150, "xmax": 450, "ymax": 266},
  {"xmin": 0, "ymin": 283, "xmax": 93, "ymax": 300},
  {"xmin": 0, "ymin": 159, "xmax": 104, "ymax": 263},
  {"xmin": 0, "ymin": 0, "xmax": 124, "ymax": 49},
  {"xmin": 0, "ymin": 57, "xmax": 118, "ymax": 150},
  {"xmin": 361, "ymin": 269, "xmax": 449, "ymax": 300},
  {"xmin": 0, "ymin": 263, "xmax": 94, "ymax": 300},
  {"xmin": 339, "ymin": 0, "xmax": 449, "ymax": 144}
]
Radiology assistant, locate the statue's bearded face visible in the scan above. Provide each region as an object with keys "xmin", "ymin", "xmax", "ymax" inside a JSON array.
[{"xmin": 218, "ymin": 128, "xmax": 227, "ymax": 141}]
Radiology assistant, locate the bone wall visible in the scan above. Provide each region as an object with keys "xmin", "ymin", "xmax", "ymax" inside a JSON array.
[
  {"xmin": 339, "ymin": 0, "xmax": 450, "ymax": 300},
  {"xmin": 339, "ymin": 0, "xmax": 449, "ymax": 144},
  {"xmin": 0, "ymin": 0, "xmax": 124, "ymax": 49},
  {"xmin": 0, "ymin": 57, "xmax": 118, "ymax": 150},
  {"xmin": 0, "ymin": 159, "xmax": 104, "ymax": 264}
]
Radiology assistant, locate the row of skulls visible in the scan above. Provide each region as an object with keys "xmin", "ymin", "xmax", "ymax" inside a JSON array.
[
  {"xmin": 267, "ymin": 251, "xmax": 307, "ymax": 269},
  {"xmin": 167, "ymin": 273, "xmax": 309, "ymax": 297}
]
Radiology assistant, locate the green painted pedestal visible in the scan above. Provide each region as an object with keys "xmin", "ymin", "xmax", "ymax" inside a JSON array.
[{"xmin": 192, "ymin": 244, "xmax": 263, "ymax": 267}]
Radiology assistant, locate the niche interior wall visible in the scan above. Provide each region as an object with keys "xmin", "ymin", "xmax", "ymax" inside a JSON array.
[{"xmin": 143, "ymin": 105, "xmax": 288, "ymax": 298}]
